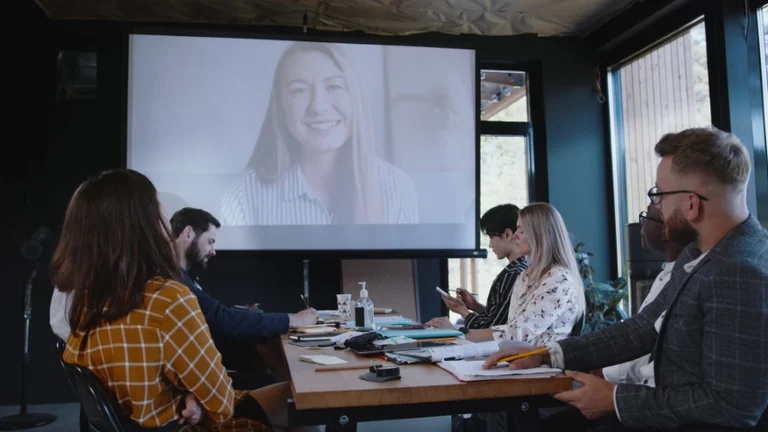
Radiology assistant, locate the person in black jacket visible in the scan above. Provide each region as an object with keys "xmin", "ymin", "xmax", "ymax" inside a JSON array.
[
  {"xmin": 170, "ymin": 207, "xmax": 317, "ymax": 389},
  {"xmin": 425, "ymin": 204, "xmax": 528, "ymax": 333},
  {"xmin": 170, "ymin": 207, "xmax": 318, "ymax": 341}
]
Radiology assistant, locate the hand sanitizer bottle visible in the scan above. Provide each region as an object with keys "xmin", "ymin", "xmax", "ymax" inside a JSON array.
[{"xmin": 354, "ymin": 281, "xmax": 374, "ymax": 329}]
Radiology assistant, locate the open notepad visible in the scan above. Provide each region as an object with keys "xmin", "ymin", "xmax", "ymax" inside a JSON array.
[
  {"xmin": 393, "ymin": 341, "xmax": 500, "ymax": 362},
  {"xmin": 437, "ymin": 360, "xmax": 562, "ymax": 382}
]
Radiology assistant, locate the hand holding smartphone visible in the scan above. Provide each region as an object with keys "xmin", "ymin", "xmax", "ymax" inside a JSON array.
[{"xmin": 435, "ymin": 286, "xmax": 449, "ymax": 296}]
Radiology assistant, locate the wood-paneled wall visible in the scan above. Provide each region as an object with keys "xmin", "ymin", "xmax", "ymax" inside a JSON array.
[{"xmin": 620, "ymin": 32, "xmax": 696, "ymax": 221}]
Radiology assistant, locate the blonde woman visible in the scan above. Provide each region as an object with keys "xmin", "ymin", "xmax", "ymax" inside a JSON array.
[
  {"xmin": 466, "ymin": 202, "xmax": 585, "ymax": 345},
  {"xmin": 471, "ymin": 202, "xmax": 585, "ymax": 432},
  {"xmin": 221, "ymin": 42, "xmax": 418, "ymax": 225}
]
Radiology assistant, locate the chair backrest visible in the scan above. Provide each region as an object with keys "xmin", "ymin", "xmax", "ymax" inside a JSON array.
[
  {"xmin": 56, "ymin": 340, "xmax": 125, "ymax": 432},
  {"xmin": 570, "ymin": 313, "xmax": 585, "ymax": 337}
]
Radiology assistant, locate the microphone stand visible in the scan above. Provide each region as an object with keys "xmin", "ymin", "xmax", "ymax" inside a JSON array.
[{"xmin": 0, "ymin": 267, "xmax": 57, "ymax": 429}]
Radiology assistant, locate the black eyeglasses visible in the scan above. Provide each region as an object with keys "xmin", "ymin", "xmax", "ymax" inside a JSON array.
[
  {"xmin": 647, "ymin": 186, "xmax": 708, "ymax": 205},
  {"xmin": 639, "ymin": 211, "xmax": 663, "ymax": 225}
]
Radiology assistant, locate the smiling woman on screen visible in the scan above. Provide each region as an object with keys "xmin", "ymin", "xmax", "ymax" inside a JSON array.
[{"xmin": 220, "ymin": 42, "xmax": 419, "ymax": 226}]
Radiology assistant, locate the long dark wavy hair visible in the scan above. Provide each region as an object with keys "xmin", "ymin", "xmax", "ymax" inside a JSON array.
[{"xmin": 50, "ymin": 169, "xmax": 180, "ymax": 337}]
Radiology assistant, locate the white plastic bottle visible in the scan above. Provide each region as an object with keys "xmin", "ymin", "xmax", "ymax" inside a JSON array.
[{"xmin": 354, "ymin": 281, "xmax": 374, "ymax": 329}]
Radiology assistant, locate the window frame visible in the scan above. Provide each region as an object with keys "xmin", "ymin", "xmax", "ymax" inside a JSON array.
[
  {"xmin": 605, "ymin": 16, "xmax": 707, "ymax": 274},
  {"xmin": 440, "ymin": 59, "xmax": 547, "ymax": 313},
  {"xmin": 600, "ymin": 0, "xmax": 768, "ymax": 277}
]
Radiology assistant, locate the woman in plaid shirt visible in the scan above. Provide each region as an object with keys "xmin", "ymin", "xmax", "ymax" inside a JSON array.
[{"xmin": 51, "ymin": 169, "xmax": 290, "ymax": 431}]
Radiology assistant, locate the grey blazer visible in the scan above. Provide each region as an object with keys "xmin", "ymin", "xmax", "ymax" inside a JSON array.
[{"xmin": 559, "ymin": 215, "xmax": 768, "ymax": 429}]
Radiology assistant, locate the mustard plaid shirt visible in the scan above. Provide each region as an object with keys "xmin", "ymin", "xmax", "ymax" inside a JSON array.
[{"xmin": 62, "ymin": 277, "xmax": 270, "ymax": 431}]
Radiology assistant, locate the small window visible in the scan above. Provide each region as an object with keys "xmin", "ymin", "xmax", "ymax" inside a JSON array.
[
  {"xmin": 448, "ymin": 135, "xmax": 529, "ymax": 320},
  {"xmin": 56, "ymin": 51, "xmax": 97, "ymax": 100},
  {"xmin": 480, "ymin": 70, "xmax": 528, "ymax": 122}
]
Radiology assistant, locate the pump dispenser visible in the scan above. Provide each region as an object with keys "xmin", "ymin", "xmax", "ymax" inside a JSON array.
[{"xmin": 354, "ymin": 281, "xmax": 374, "ymax": 328}]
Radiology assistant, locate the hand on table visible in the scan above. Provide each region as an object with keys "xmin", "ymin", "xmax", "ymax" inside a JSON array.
[
  {"xmin": 424, "ymin": 316, "xmax": 454, "ymax": 329},
  {"xmin": 289, "ymin": 308, "xmax": 318, "ymax": 328},
  {"xmin": 554, "ymin": 371, "xmax": 616, "ymax": 420}
]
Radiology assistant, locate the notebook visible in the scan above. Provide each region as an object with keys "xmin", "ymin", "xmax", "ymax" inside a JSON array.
[
  {"xmin": 343, "ymin": 316, "xmax": 417, "ymax": 328},
  {"xmin": 289, "ymin": 331, "xmax": 345, "ymax": 341},
  {"xmin": 437, "ymin": 360, "xmax": 562, "ymax": 382},
  {"xmin": 378, "ymin": 329, "xmax": 465, "ymax": 339},
  {"xmin": 298, "ymin": 355, "xmax": 348, "ymax": 365},
  {"xmin": 394, "ymin": 341, "xmax": 499, "ymax": 362}
]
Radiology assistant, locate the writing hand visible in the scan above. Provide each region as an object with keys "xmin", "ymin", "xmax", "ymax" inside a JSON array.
[
  {"xmin": 289, "ymin": 308, "xmax": 318, "ymax": 328},
  {"xmin": 482, "ymin": 341, "xmax": 544, "ymax": 370}
]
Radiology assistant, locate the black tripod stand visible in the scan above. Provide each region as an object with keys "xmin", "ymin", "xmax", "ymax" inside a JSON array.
[{"xmin": 0, "ymin": 229, "xmax": 57, "ymax": 430}]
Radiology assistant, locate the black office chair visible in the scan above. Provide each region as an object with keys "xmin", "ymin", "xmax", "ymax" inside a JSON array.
[
  {"xmin": 56, "ymin": 340, "xmax": 125, "ymax": 432},
  {"xmin": 570, "ymin": 313, "xmax": 585, "ymax": 337},
  {"xmin": 56, "ymin": 340, "xmax": 177, "ymax": 432}
]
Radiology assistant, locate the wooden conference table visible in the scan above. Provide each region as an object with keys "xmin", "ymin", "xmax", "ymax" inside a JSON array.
[{"xmin": 279, "ymin": 334, "xmax": 573, "ymax": 431}]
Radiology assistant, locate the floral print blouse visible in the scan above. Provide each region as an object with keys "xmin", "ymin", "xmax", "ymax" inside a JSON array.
[{"xmin": 492, "ymin": 265, "xmax": 583, "ymax": 346}]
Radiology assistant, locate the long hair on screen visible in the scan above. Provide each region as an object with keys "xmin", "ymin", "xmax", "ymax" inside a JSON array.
[
  {"xmin": 246, "ymin": 42, "xmax": 384, "ymax": 223},
  {"xmin": 518, "ymin": 202, "xmax": 586, "ymax": 314},
  {"xmin": 50, "ymin": 169, "xmax": 180, "ymax": 337}
]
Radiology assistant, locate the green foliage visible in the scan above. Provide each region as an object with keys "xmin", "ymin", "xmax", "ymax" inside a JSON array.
[{"xmin": 573, "ymin": 242, "xmax": 629, "ymax": 335}]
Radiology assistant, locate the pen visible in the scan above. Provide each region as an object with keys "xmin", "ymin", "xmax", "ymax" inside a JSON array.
[
  {"xmin": 300, "ymin": 294, "xmax": 310, "ymax": 309},
  {"xmin": 492, "ymin": 347, "xmax": 549, "ymax": 367}
]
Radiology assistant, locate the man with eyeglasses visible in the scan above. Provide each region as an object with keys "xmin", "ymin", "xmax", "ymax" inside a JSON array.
[
  {"xmin": 486, "ymin": 127, "xmax": 768, "ymax": 431},
  {"xmin": 596, "ymin": 203, "xmax": 687, "ymax": 388}
]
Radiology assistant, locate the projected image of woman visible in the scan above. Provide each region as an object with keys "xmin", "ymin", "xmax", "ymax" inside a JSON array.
[{"xmin": 221, "ymin": 42, "xmax": 419, "ymax": 225}]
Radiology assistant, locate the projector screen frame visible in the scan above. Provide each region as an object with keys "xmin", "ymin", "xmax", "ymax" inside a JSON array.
[{"xmin": 119, "ymin": 25, "xmax": 486, "ymax": 260}]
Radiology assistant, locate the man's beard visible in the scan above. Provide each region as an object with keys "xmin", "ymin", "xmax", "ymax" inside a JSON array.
[
  {"xmin": 664, "ymin": 207, "xmax": 698, "ymax": 246},
  {"xmin": 185, "ymin": 241, "xmax": 208, "ymax": 275}
]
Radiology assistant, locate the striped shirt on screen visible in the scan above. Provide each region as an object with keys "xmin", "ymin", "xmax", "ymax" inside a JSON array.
[
  {"xmin": 220, "ymin": 160, "xmax": 419, "ymax": 225},
  {"xmin": 62, "ymin": 278, "xmax": 268, "ymax": 432}
]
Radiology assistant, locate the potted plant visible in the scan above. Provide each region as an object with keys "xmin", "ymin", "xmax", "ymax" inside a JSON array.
[{"xmin": 574, "ymin": 242, "xmax": 628, "ymax": 334}]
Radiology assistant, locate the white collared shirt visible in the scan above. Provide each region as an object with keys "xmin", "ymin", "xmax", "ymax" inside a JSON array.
[
  {"xmin": 49, "ymin": 287, "xmax": 72, "ymax": 340},
  {"xmin": 220, "ymin": 160, "xmax": 419, "ymax": 225},
  {"xmin": 602, "ymin": 261, "xmax": 675, "ymax": 387},
  {"xmin": 492, "ymin": 266, "xmax": 583, "ymax": 346}
]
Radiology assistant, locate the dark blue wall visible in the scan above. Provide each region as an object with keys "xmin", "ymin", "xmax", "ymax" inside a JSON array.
[
  {"xmin": 480, "ymin": 37, "xmax": 612, "ymax": 282},
  {"xmin": 0, "ymin": 11, "xmax": 611, "ymax": 406}
]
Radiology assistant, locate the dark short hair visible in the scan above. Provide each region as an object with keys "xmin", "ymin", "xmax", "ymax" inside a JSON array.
[
  {"xmin": 170, "ymin": 208, "xmax": 221, "ymax": 238},
  {"xmin": 654, "ymin": 127, "xmax": 751, "ymax": 187},
  {"xmin": 479, "ymin": 204, "xmax": 521, "ymax": 237},
  {"xmin": 50, "ymin": 169, "xmax": 180, "ymax": 336}
]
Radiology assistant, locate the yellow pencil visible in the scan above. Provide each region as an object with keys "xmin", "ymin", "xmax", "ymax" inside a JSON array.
[{"xmin": 494, "ymin": 347, "xmax": 548, "ymax": 366}]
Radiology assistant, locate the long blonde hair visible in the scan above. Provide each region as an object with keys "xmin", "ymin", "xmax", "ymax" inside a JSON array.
[
  {"xmin": 246, "ymin": 42, "xmax": 384, "ymax": 223},
  {"xmin": 519, "ymin": 202, "xmax": 585, "ymax": 314}
]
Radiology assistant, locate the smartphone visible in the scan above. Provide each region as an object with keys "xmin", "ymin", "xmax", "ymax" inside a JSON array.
[{"xmin": 435, "ymin": 286, "xmax": 449, "ymax": 296}]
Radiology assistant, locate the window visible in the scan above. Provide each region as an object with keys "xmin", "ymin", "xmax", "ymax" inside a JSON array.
[
  {"xmin": 760, "ymin": 6, "xmax": 768, "ymax": 157},
  {"xmin": 56, "ymin": 51, "xmax": 97, "ymax": 100},
  {"xmin": 480, "ymin": 70, "xmax": 528, "ymax": 121},
  {"xmin": 447, "ymin": 68, "xmax": 533, "ymax": 323},
  {"xmin": 608, "ymin": 20, "xmax": 711, "ymax": 271}
]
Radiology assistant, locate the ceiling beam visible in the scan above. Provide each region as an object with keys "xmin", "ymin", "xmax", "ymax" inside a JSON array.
[{"xmin": 586, "ymin": 0, "xmax": 699, "ymax": 55}]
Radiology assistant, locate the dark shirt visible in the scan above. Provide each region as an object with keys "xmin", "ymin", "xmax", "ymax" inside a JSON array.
[
  {"xmin": 463, "ymin": 256, "xmax": 529, "ymax": 329},
  {"xmin": 181, "ymin": 269, "xmax": 290, "ymax": 343}
]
